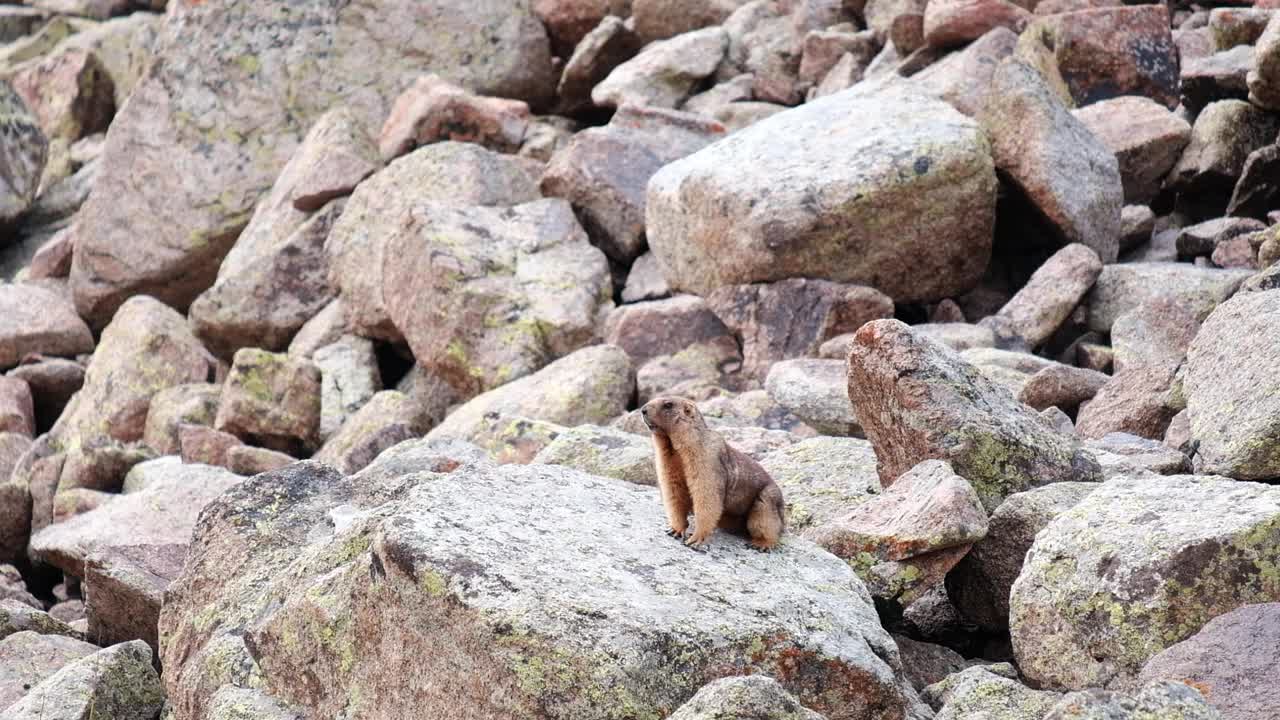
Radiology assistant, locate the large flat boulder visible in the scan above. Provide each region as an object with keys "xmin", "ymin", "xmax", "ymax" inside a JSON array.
[
  {"xmin": 646, "ymin": 85, "xmax": 997, "ymax": 302},
  {"xmin": 159, "ymin": 447, "xmax": 931, "ymax": 720},
  {"xmin": 69, "ymin": 0, "xmax": 556, "ymax": 328},
  {"xmin": 1010, "ymin": 474, "xmax": 1280, "ymax": 690}
]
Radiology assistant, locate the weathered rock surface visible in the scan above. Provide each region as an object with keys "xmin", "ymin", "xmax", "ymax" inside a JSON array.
[
  {"xmin": 1044, "ymin": 681, "xmax": 1221, "ymax": 719},
  {"xmin": 0, "ymin": 81, "xmax": 47, "ymax": 227},
  {"xmin": 1248, "ymin": 13, "xmax": 1280, "ymax": 109},
  {"xmin": 1085, "ymin": 432, "xmax": 1190, "ymax": 479},
  {"xmin": 0, "ymin": 377, "xmax": 33, "ymax": 438},
  {"xmin": 69, "ymin": 0, "xmax": 556, "ymax": 327},
  {"xmin": 1171, "ymin": 100, "xmax": 1280, "ymax": 194},
  {"xmin": 669, "ymin": 675, "xmax": 828, "ymax": 720},
  {"xmin": 142, "ymin": 383, "xmax": 220, "ymax": 457},
  {"xmin": 314, "ymin": 390, "xmax": 429, "ymax": 475},
  {"xmin": 1138, "ymin": 602, "xmax": 1280, "ymax": 720},
  {"xmin": 1110, "ymin": 297, "xmax": 1203, "ymax": 376},
  {"xmin": 179, "ymin": 425, "xmax": 243, "ymax": 467},
  {"xmin": 979, "ymin": 59, "xmax": 1122, "ymax": 262},
  {"xmin": 765, "ymin": 359, "xmax": 859, "ymax": 436},
  {"xmin": 1072, "ymin": 96, "xmax": 1191, "ymax": 205},
  {"xmin": 593, "ymin": 26, "xmax": 727, "ymax": 109},
  {"xmin": 160, "ymin": 453, "xmax": 931, "ymax": 720},
  {"xmin": 313, "ymin": 336, "xmax": 380, "ymax": 443},
  {"xmin": 994, "ymin": 244, "xmax": 1101, "ymax": 347},
  {"xmin": 1085, "ymin": 263, "xmax": 1251, "ymax": 333},
  {"xmin": 848, "ymin": 320, "xmax": 1100, "ymax": 512},
  {"xmin": 924, "ymin": 665, "xmax": 1062, "ymax": 720},
  {"xmin": 0, "ymin": 630, "xmax": 98, "ymax": 712},
  {"xmin": 1011, "ymin": 475, "xmax": 1280, "ymax": 690},
  {"xmin": 533, "ymin": 424, "xmax": 657, "ymax": 486},
  {"xmin": 1185, "ymin": 289, "xmax": 1280, "ymax": 480},
  {"xmin": 603, "ymin": 294, "xmax": 733, "ymax": 367},
  {"xmin": 214, "ymin": 349, "xmax": 321, "ymax": 452},
  {"xmin": 0, "ymin": 600, "xmax": 80, "ymax": 640},
  {"xmin": 0, "ymin": 640, "xmax": 163, "ymax": 720},
  {"xmin": 647, "ymin": 85, "xmax": 997, "ymax": 302},
  {"xmin": 909, "ymin": 26, "xmax": 1017, "ymax": 117},
  {"xmin": 51, "ymin": 296, "xmax": 210, "ymax": 450},
  {"xmin": 1017, "ymin": 364, "xmax": 1108, "ymax": 414},
  {"xmin": 1075, "ymin": 365, "xmax": 1181, "ymax": 441},
  {"xmin": 947, "ymin": 482, "xmax": 1096, "ymax": 632},
  {"xmin": 758, "ymin": 436, "xmax": 881, "ymax": 535},
  {"xmin": 378, "ymin": 74, "xmax": 530, "ymax": 159},
  {"xmin": 384, "ymin": 199, "xmax": 612, "ymax": 399},
  {"xmin": 428, "ymin": 345, "xmax": 634, "ymax": 444},
  {"xmin": 189, "ymin": 107, "xmax": 378, "ymax": 357},
  {"xmin": 0, "ymin": 283, "xmax": 93, "ymax": 371},
  {"xmin": 325, "ymin": 142, "xmax": 541, "ymax": 341},
  {"xmin": 84, "ymin": 542, "xmax": 186, "ymax": 652}
]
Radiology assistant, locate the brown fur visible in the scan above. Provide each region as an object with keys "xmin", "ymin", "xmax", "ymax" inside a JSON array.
[{"xmin": 640, "ymin": 396, "xmax": 786, "ymax": 551}]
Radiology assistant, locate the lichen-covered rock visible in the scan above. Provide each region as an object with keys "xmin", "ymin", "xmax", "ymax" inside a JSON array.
[
  {"xmin": 1170, "ymin": 100, "xmax": 1280, "ymax": 194},
  {"xmin": 1185, "ymin": 289, "xmax": 1280, "ymax": 480},
  {"xmin": 1247, "ymin": 13, "xmax": 1280, "ymax": 109},
  {"xmin": 647, "ymin": 84, "xmax": 997, "ymax": 302},
  {"xmin": 428, "ymin": 345, "xmax": 634, "ymax": 444},
  {"xmin": 313, "ymin": 390, "xmax": 429, "ymax": 475},
  {"xmin": 669, "ymin": 675, "xmax": 828, "ymax": 720},
  {"xmin": 923, "ymin": 665, "xmax": 1062, "ymax": 720},
  {"xmin": 0, "ymin": 640, "xmax": 163, "ymax": 720},
  {"xmin": 0, "ymin": 283, "xmax": 93, "ymax": 371},
  {"xmin": 84, "ymin": 543, "xmax": 186, "ymax": 652},
  {"xmin": 160, "ymin": 452, "xmax": 931, "ymax": 720},
  {"xmin": 313, "ymin": 336, "xmax": 380, "ymax": 443},
  {"xmin": 50, "ymin": 296, "xmax": 211, "ymax": 451},
  {"xmin": 29, "ymin": 468, "xmax": 240, "ymax": 577},
  {"xmin": 1044, "ymin": 681, "xmax": 1221, "ymax": 719},
  {"xmin": 533, "ymin": 424, "xmax": 657, "ymax": 486},
  {"xmin": 1010, "ymin": 475, "xmax": 1280, "ymax": 690},
  {"xmin": 592, "ymin": 26, "xmax": 727, "ymax": 109},
  {"xmin": 541, "ymin": 105, "xmax": 724, "ymax": 264},
  {"xmin": 384, "ymin": 199, "xmax": 612, "ymax": 399},
  {"xmin": 994, "ymin": 244, "xmax": 1102, "ymax": 347},
  {"xmin": 325, "ymin": 142, "xmax": 541, "ymax": 341},
  {"xmin": 142, "ymin": 383, "xmax": 221, "ymax": 457},
  {"xmin": 215, "ymin": 349, "xmax": 321, "ymax": 452},
  {"xmin": 0, "ymin": 80, "xmax": 47, "ymax": 226},
  {"xmin": 1072, "ymin": 96, "xmax": 1191, "ymax": 205},
  {"xmin": 978, "ymin": 59, "xmax": 1122, "ymax": 262},
  {"xmin": 1085, "ymin": 263, "xmax": 1251, "ymax": 333},
  {"xmin": 1227, "ymin": 145, "xmax": 1280, "ymax": 221},
  {"xmin": 765, "ymin": 359, "xmax": 860, "ymax": 436},
  {"xmin": 0, "ymin": 600, "xmax": 81, "ymax": 641},
  {"xmin": 1084, "ymin": 432, "xmax": 1190, "ymax": 479},
  {"xmin": 707, "ymin": 279, "xmax": 894, "ymax": 380},
  {"xmin": 947, "ymin": 482, "xmax": 1096, "ymax": 632},
  {"xmin": 759, "ymin": 436, "xmax": 881, "ymax": 536},
  {"xmin": 848, "ymin": 320, "xmax": 1100, "ymax": 512},
  {"xmin": 69, "ymin": 0, "xmax": 556, "ymax": 327},
  {"xmin": 189, "ymin": 106, "xmax": 379, "ymax": 357},
  {"xmin": 635, "ymin": 337, "xmax": 745, "ymax": 403},
  {"xmin": 9, "ymin": 46, "xmax": 113, "ymax": 175},
  {"xmin": 378, "ymin": 74, "xmax": 530, "ymax": 159},
  {"xmin": 0, "ymin": 631, "xmax": 98, "ymax": 712},
  {"xmin": 1138, "ymin": 602, "xmax": 1280, "ymax": 720}
]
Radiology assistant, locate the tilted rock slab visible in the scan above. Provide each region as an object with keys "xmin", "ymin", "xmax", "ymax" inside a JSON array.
[
  {"xmin": 70, "ymin": 0, "xmax": 556, "ymax": 327},
  {"xmin": 646, "ymin": 84, "xmax": 997, "ymax": 302},
  {"xmin": 159, "ymin": 446, "xmax": 931, "ymax": 720},
  {"xmin": 1010, "ymin": 474, "xmax": 1280, "ymax": 690},
  {"xmin": 848, "ymin": 320, "xmax": 1100, "ymax": 512}
]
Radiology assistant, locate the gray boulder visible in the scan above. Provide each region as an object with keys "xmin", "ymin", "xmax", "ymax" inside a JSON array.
[{"xmin": 669, "ymin": 675, "xmax": 827, "ymax": 720}]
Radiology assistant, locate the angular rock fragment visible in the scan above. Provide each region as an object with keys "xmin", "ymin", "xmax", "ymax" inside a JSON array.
[
  {"xmin": 0, "ymin": 284, "xmax": 93, "ymax": 371},
  {"xmin": 0, "ymin": 640, "xmax": 163, "ymax": 720},
  {"xmin": 379, "ymin": 74, "xmax": 530, "ymax": 160},
  {"xmin": 214, "ymin": 349, "xmax": 321, "ymax": 452},
  {"xmin": 592, "ymin": 27, "xmax": 727, "ymax": 109},
  {"xmin": 313, "ymin": 391, "xmax": 429, "ymax": 475},
  {"xmin": 670, "ymin": 676, "xmax": 828, "ymax": 720},
  {"xmin": 1072, "ymin": 96, "xmax": 1191, "ymax": 205},
  {"xmin": 84, "ymin": 543, "xmax": 186, "ymax": 652},
  {"xmin": 765, "ymin": 359, "xmax": 860, "ymax": 436},
  {"xmin": 533, "ymin": 425, "xmax": 657, "ymax": 486}
]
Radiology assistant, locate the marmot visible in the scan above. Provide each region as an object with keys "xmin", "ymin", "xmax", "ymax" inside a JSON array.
[{"xmin": 640, "ymin": 396, "xmax": 786, "ymax": 551}]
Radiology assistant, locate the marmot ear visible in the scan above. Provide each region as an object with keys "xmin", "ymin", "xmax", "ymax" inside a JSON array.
[{"xmin": 682, "ymin": 404, "xmax": 692, "ymax": 416}]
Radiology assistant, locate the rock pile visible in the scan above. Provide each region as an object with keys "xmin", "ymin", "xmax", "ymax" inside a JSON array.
[{"xmin": 0, "ymin": 0, "xmax": 1277, "ymax": 717}]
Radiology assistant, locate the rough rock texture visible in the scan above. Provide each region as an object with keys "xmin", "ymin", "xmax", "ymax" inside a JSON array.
[
  {"xmin": 215, "ymin": 349, "xmax": 321, "ymax": 452},
  {"xmin": 1171, "ymin": 100, "xmax": 1280, "ymax": 193},
  {"xmin": 647, "ymin": 85, "xmax": 997, "ymax": 302},
  {"xmin": 159, "ymin": 453, "xmax": 931, "ymax": 720},
  {"xmin": 1185, "ymin": 289, "xmax": 1280, "ymax": 480},
  {"xmin": 226, "ymin": 446, "xmax": 296, "ymax": 477},
  {"xmin": 1072, "ymin": 96, "xmax": 1191, "ymax": 205},
  {"xmin": 1074, "ymin": 366, "xmax": 1181, "ymax": 441},
  {"xmin": 603, "ymin": 294, "xmax": 733, "ymax": 367},
  {"xmin": 1110, "ymin": 297, "xmax": 1202, "ymax": 376},
  {"xmin": 707, "ymin": 279, "xmax": 894, "ymax": 380},
  {"xmin": 765, "ymin": 359, "xmax": 860, "ymax": 436},
  {"xmin": 0, "ymin": 640, "xmax": 164, "ymax": 720},
  {"xmin": 592, "ymin": 26, "xmax": 727, "ymax": 109},
  {"xmin": 313, "ymin": 336, "xmax": 380, "ymax": 443},
  {"xmin": 6, "ymin": 358, "xmax": 84, "ymax": 431},
  {"xmin": 0, "ymin": 283, "xmax": 94, "ymax": 371},
  {"xmin": 669, "ymin": 675, "xmax": 828, "ymax": 720},
  {"xmin": 924, "ymin": 665, "xmax": 1063, "ymax": 720},
  {"xmin": 1017, "ymin": 365, "xmax": 1108, "ymax": 414},
  {"xmin": 378, "ymin": 74, "xmax": 530, "ymax": 159},
  {"xmin": 1138, "ymin": 603, "xmax": 1280, "ymax": 720},
  {"xmin": 313, "ymin": 390, "xmax": 429, "ymax": 475},
  {"xmin": 1085, "ymin": 263, "xmax": 1252, "ymax": 333},
  {"xmin": 428, "ymin": 345, "xmax": 634, "ymax": 444},
  {"xmin": 759, "ymin": 437, "xmax": 881, "ymax": 536},
  {"xmin": 50, "ymin": 296, "xmax": 211, "ymax": 450},
  {"xmin": 188, "ymin": 107, "xmax": 379, "ymax": 357},
  {"xmin": 923, "ymin": 0, "xmax": 1029, "ymax": 50},
  {"xmin": 979, "ymin": 59, "xmax": 1122, "ymax": 262},
  {"xmin": 1044, "ymin": 682, "xmax": 1221, "ymax": 720},
  {"xmin": 0, "ymin": 81, "xmax": 47, "ymax": 226},
  {"xmin": 142, "ymin": 383, "xmax": 220, "ymax": 456},
  {"xmin": 541, "ymin": 105, "xmax": 724, "ymax": 264},
  {"xmin": 909, "ymin": 26, "xmax": 1017, "ymax": 117},
  {"xmin": 1248, "ymin": 13, "xmax": 1280, "ymax": 109},
  {"xmin": 1085, "ymin": 432, "xmax": 1190, "ymax": 479},
  {"xmin": 0, "ymin": 631, "xmax": 98, "ymax": 712},
  {"xmin": 1010, "ymin": 475, "xmax": 1280, "ymax": 690},
  {"xmin": 84, "ymin": 542, "xmax": 187, "ymax": 651},
  {"xmin": 69, "ymin": 0, "xmax": 556, "ymax": 327},
  {"xmin": 29, "ymin": 468, "xmax": 240, "ymax": 576},
  {"xmin": 325, "ymin": 142, "xmax": 541, "ymax": 341},
  {"xmin": 180, "ymin": 424, "xmax": 243, "ymax": 467},
  {"xmin": 0, "ymin": 378, "xmax": 33, "ymax": 437},
  {"xmin": 994, "ymin": 244, "xmax": 1101, "ymax": 347},
  {"xmin": 1227, "ymin": 145, "xmax": 1280, "ymax": 221},
  {"xmin": 533, "ymin": 424, "xmax": 657, "ymax": 486},
  {"xmin": 556, "ymin": 15, "xmax": 642, "ymax": 114},
  {"xmin": 894, "ymin": 636, "xmax": 980, "ymax": 692},
  {"xmin": 383, "ymin": 199, "xmax": 612, "ymax": 399},
  {"xmin": 947, "ymin": 482, "xmax": 1096, "ymax": 632},
  {"xmin": 848, "ymin": 320, "xmax": 1100, "ymax": 512}
]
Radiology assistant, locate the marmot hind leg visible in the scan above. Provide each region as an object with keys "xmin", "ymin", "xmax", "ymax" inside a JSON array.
[{"xmin": 746, "ymin": 484, "xmax": 785, "ymax": 552}]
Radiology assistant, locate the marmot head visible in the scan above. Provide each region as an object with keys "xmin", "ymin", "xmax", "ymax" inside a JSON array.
[{"xmin": 640, "ymin": 396, "xmax": 704, "ymax": 435}]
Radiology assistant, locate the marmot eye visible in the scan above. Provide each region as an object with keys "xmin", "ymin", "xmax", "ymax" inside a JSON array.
[{"xmin": 662, "ymin": 401, "xmax": 674, "ymax": 410}]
